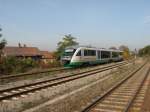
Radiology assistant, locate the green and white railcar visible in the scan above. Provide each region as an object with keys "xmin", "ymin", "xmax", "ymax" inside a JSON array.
[{"xmin": 61, "ymin": 46, "xmax": 123, "ymax": 67}]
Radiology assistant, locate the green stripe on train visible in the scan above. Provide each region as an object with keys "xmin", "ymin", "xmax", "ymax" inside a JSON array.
[{"xmin": 65, "ymin": 60, "xmax": 110, "ymax": 67}]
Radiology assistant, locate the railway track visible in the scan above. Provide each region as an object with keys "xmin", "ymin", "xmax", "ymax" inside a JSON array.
[
  {"xmin": 81, "ymin": 62, "xmax": 149, "ymax": 112},
  {"xmin": 0, "ymin": 67, "xmax": 68, "ymax": 80},
  {"xmin": 0, "ymin": 61, "xmax": 129, "ymax": 82},
  {"xmin": 0, "ymin": 61, "xmax": 129, "ymax": 102}
]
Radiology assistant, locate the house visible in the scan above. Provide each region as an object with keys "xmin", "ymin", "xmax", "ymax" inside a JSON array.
[
  {"xmin": 40, "ymin": 51, "xmax": 56, "ymax": 63},
  {"xmin": 3, "ymin": 44, "xmax": 56, "ymax": 64},
  {"xmin": 3, "ymin": 45, "xmax": 43, "ymax": 61}
]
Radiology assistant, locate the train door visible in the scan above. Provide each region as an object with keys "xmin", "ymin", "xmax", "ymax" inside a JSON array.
[
  {"xmin": 97, "ymin": 50, "xmax": 101, "ymax": 60},
  {"xmin": 76, "ymin": 49, "xmax": 82, "ymax": 59}
]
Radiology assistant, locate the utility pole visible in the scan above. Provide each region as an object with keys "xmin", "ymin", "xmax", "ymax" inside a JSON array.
[
  {"xmin": 134, "ymin": 48, "xmax": 137, "ymax": 59},
  {"xmin": 0, "ymin": 26, "xmax": 2, "ymax": 63},
  {"xmin": 0, "ymin": 27, "xmax": 2, "ymax": 37},
  {"xmin": 133, "ymin": 48, "xmax": 137, "ymax": 65}
]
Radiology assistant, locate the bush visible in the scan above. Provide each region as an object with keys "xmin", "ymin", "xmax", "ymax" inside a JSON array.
[
  {"xmin": 139, "ymin": 45, "xmax": 150, "ymax": 56},
  {"xmin": 0, "ymin": 57, "xmax": 39, "ymax": 74},
  {"xmin": 48, "ymin": 60, "xmax": 61, "ymax": 67},
  {"xmin": 40, "ymin": 60, "xmax": 61, "ymax": 68}
]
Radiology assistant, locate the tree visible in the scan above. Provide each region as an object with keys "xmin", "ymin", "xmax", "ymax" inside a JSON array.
[
  {"xmin": 109, "ymin": 46, "xmax": 117, "ymax": 50},
  {"xmin": 56, "ymin": 34, "xmax": 79, "ymax": 59},
  {"xmin": 119, "ymin": 45, "xmax": 130, "ymax": 59},
  {"xmin": 0, "ymin": 27, "xmax": 7, "ymax": 60},
  {"xmin": 139, "ymin": 45, "xmax": 150, "ymax": 56}
]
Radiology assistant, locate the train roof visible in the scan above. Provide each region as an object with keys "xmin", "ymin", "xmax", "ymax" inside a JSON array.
[
  {"xmin": 66, "ymin": 45, "xmax": 101, "ymax": 50},
  {"xmin": 65, "ymin": 46, "xmax": 123, "ymax": 52}
]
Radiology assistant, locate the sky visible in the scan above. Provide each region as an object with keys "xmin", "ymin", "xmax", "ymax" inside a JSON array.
[{"xmin": 0, "ymin": 0, "xmax": 150, "ymax": 51}]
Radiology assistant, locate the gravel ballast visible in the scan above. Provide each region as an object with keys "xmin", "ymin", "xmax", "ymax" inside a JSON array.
[
  {"xmin": 23, "ymin": 63, "xmax": 139, "ymax": 112},
  {"xmin": 0, "ymin": 62, "xmax": 122, "ymax": 90},
  {"xmin": 0, "ymin": 61, "xmax": 141, "ymax": 112}
]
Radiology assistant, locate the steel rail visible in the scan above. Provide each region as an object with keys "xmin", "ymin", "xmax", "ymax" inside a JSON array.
[
  {"xmin": 81, "ymin": 62, "xmax": 147, "ymax": 112},
  {"xmin": 0, "ymin": 61, "xmax": 129, "ymax": 80},
  {"xmin": 0, "ymin": 61, "xmax": 128, "ymax": 93},
  {"xmin": 0, "ymin": 62, "xmax": 129, "ymax": 101},
  {"xmin": 123, "ymin": 67, "xmax": 150, "ymax": 112},
  {"xmin": 0, "ymin": 67, "xmax": 68, "ymax": 80}
]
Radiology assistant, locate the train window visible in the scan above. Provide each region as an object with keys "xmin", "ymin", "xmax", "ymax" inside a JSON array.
[
  {"xmin": 76, "ymin": 50, "xmax": 81, "ymax": 56},
  {"xmin": 119, "ymin": 52, "xmax": 123, "ymax": 56},
  {"xmin": 112, "ymin": 52, "xmax": 119, "ymax": 58},
  {"xmin": 63, "ymin": 49, "xmax": 76, "ymax": 56},
  {"xmin": 84, "ymin": 50, "xmax": 96, "ymax": 56},
  {"xmin": 84, "ymin": 50, "xmax": 88, "ymax": 56},
  {"xmin": 91, "ymin": 50, "xmax": 96, "ymax": 56},
  {"xmin": 101, "ymin": 51, "xmax": 111, "ymax": 59}
]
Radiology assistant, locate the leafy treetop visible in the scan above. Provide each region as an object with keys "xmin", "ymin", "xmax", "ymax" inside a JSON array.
[{"xmin": 56, "ymin": 34, "xmax": 79, "ymax": 59}]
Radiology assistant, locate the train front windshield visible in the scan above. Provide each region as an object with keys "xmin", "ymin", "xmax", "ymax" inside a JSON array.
[{"xmin": 63, "ymin": 49, "xmax": 76, "ymax": 57}]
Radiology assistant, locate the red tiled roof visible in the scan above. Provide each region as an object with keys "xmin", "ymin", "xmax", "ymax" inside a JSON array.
[
  {"xmin": 3, "ymin": 46, "xmax": 42, "ymax": 56},
  {"xmin": 40, "ymin": 51, "xmax": 54, "ymax": 59}
]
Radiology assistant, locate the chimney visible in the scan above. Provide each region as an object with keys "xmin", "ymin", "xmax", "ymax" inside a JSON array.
[{"xmin": 18, "ymin": 43, "xmax": 22, "ymax": 48}]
